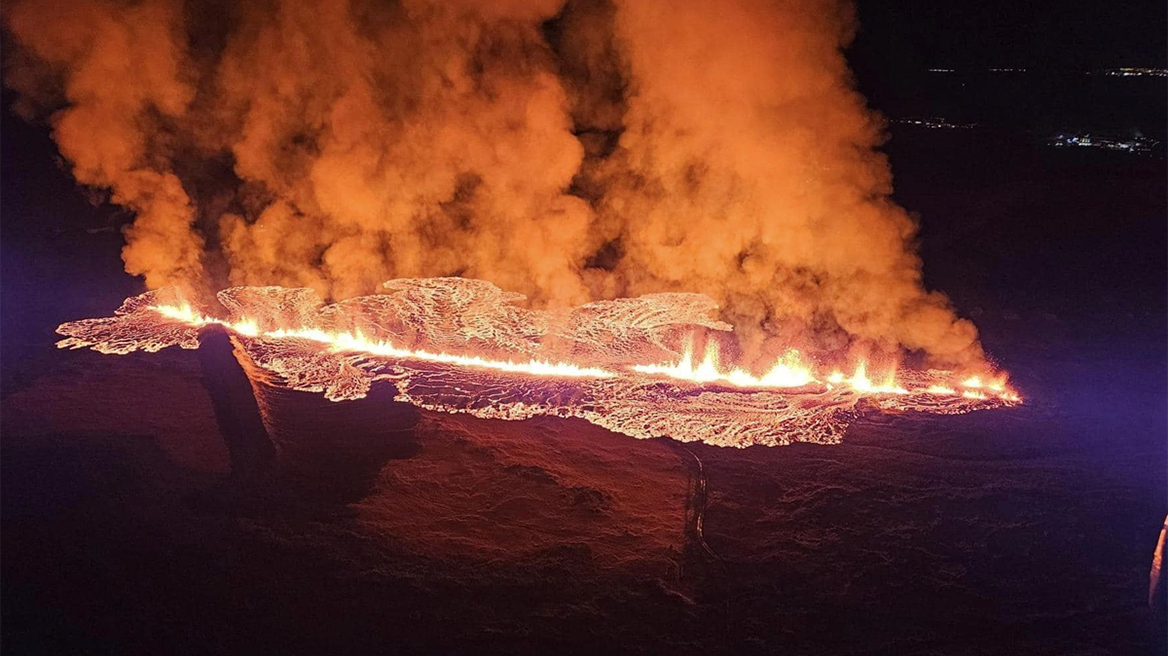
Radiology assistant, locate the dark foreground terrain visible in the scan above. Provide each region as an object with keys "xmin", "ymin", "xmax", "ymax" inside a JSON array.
[{"xmin": 4, "ymin": 113, "xmax": 1167, "ymax": 653}]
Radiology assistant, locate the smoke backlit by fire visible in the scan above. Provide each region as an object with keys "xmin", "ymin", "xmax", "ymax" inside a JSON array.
[{"xmin": 8, "ymin": 0, "xmax": 990, "ymax": 373}]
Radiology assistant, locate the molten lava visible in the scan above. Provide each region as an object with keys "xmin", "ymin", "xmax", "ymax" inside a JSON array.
[
  {"xmin": 56, "ymin": 278, "xmax": 1019, "ymax": 448},
  {"xmin": 151, "ymin": 302, "xmax": 617, "ymax": 379}
]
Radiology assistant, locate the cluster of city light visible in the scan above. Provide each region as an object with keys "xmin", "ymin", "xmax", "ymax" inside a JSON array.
[
  {"xmin": 894, "ymin": 117, "xmax": 977, "ymax": 130},
  {"xmin": 1050, "ymin": 134, "xmax": 1159, "ymax": 154},
  {"xmin": 926, "ymin": 67, "xmax": 1167, "ymax": 78},
  {"xmin": 1103, "ymin": 67, "xmax": 1166, "ymax": 77}
]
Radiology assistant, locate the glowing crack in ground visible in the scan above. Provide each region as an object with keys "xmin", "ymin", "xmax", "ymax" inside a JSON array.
[{"xmin": 57, "ymin": 278, "xmax": 1018, "ymax": 448}]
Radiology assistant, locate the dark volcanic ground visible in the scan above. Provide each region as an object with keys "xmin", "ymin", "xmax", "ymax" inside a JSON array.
[{"xmin": 3, "ymin": 110, "xmax": 1167, "ymax": 652}]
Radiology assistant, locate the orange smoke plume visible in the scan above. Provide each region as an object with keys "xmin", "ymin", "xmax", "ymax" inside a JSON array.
[{"xmin": 5, "ymin": 0, "xmax": 988, "ymax": 370}]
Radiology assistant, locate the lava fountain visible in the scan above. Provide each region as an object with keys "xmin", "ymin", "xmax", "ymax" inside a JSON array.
[{"xmin": 57, "ymin": 278, "xmax": 1019, "ymax": 449}]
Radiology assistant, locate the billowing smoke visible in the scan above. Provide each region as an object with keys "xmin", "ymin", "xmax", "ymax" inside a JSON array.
[{"xmin": 4, "ymin": 0, "xmax": 984, "ymax": 368}]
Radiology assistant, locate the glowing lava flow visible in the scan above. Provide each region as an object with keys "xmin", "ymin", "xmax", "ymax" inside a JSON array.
[
  {"xmin": 633, "ymin": 342, "xmax": 816, "ymax": 388},
  {"xmin": 151, "ymin": 304, "xmax": 617, "ymax": 379},
  {"xmin": 823, "ymin": 362, "xmax": 908, "ymax": 395},
  {"xmin": 151, "ymin": 302, "xmax": 1019, "ymax": 403},
  {"xmin": 633, "ymin": 341, "xmax": 1018, "ymax": 403},
  {"xmin": 55, "ymin": 280, "xmax": 1022, "ymax": 447}
]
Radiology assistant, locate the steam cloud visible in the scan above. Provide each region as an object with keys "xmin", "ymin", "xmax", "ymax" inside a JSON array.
[{"xmin": 4, "ymin": 0, "xmax": 985, "ymax": 367}]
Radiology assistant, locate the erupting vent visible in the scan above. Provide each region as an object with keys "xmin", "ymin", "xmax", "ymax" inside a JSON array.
[{"xmin": 57, "ymin": 278, "xmax": 1019, "ymax": 448}]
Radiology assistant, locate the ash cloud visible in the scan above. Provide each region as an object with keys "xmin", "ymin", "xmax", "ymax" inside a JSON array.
[{"xmin": 4, "ymin": 0, "xmax": 984, "ymax": 367}]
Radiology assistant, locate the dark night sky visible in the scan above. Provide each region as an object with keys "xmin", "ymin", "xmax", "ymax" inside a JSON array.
[{"xmin": 851, "ymin": 0, "xmax": 1167, "ymax": 71}]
